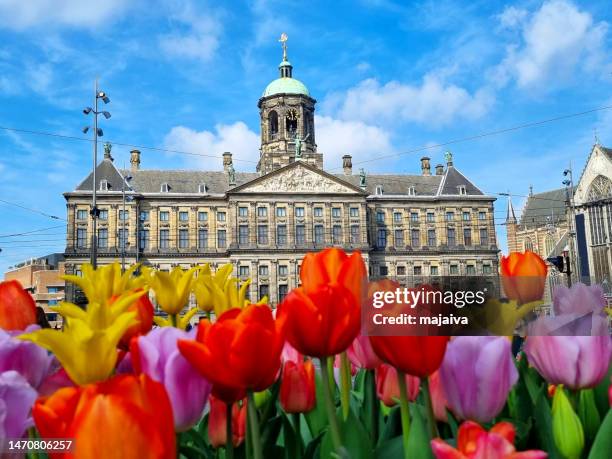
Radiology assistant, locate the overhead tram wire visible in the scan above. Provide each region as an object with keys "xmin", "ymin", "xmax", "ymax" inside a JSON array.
[
  {"xmin": 0, "ymin": 225, "xmax": 65, "ymax": 238},
  {"xmin": 0, "ymin": 198, "xmax": 65, "ymax": 221}
]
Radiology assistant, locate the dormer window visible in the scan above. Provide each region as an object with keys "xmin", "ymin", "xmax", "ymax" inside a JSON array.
[
  {"xmin": 407, "ymin": 186, "xmax": 416, "ymax": 196},
  {"xmin": 99, "ymin": 179, "xmax": 109, "ymax": 191},
  {"xmin": 198, "ymin": 183, "xmax": 207, "ymax": 194},
  {"xmin": 375, "ymin": 185, "xmax": 384, "ymax": 195},
  {"xmin": 161, "ymin": 183, "xmax": 169, "ymax": 193},
  {"xmin": 458, "ymin": 185, "xmax": 467, "ymax": 195}
]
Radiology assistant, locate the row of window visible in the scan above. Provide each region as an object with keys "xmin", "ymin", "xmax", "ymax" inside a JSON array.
[
  {"xmin": 237, "ymin": 264, "xmax": 293, "ymax": 278},
  {"xmin": 377, "ymin": 210, "xmax": 489, "ymax": 224},
  {"xmin": 378, "ymin": 264, "xmax": 493, "ymax": 276},
  {"xmin": 376, "ymin": 228, "xmax": 490, "ymax": 248}
]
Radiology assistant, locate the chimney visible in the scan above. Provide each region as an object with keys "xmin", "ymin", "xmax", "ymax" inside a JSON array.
[
  {"xmin": 130, "ymin": 149, "xmax": 141, "ymax": 171},
  {"xmin": 222, "ymin": 152, "xmax": 233, "ymax": 172},
  {"xmin": 420, "ymin": 157, "xmax": 431, "ymax": 176},
  {"xmin": 342, "ymin": 154, "xmax": 352, "ymax": 175},
  {"xmin": 435, "ymin": 164, "xmax": 444, "ymax": 175}
]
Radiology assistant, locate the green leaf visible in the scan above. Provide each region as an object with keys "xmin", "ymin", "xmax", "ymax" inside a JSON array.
[
  {"xmin": 578, "ymin": 389, "xmax": 602, "ymax": 445},
  {"xmin": 533, "ymin": 387, "xmax": 562, "ymax": 459},
  {"xmin": 305, "ymin": 371, "xmax": 330, "ymax": 438},
  {"xmin": 374, "ymin": 437, "xmax": 403, "ymax": 459},
  {"xmin": 377, "ymin": 406, "xmax": 402, "ymax": 447},
  {"xmin": 261, "ymin": 414, "xmax": 283, "ymax": 458},
  {"xmin": 592, "ymin": 359, "xmax": 612, "ymax": 418},
  {"xmin": 405, "ymin": 403, "xmax": 434, "ymax": 459},
  {"xmin": 320, "ymin": 408, "xmax": 373, "ymax": 459},
  {"xmin": 588, "ymin": 408, "xmax": 612, "ymax": 459}
]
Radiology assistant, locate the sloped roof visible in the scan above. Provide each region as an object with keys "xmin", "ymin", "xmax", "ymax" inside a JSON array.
[
  {"xmin": 337, "ymin": 173, "xmax": 442, "ymax": 196},
  {"xmin": 122, "ymin": 170, "xmax": 258, "ymax": 194},
  {"xmin": 438, "ymin": 167, "xmax": 484, "ymax": 196},
  {"xmin": 519, "ymin": 188, "xmax": 568, "ymax": 228},
  {"xmin": 76, "ymin": 158, "xmax": 129, "ymax": 192}
]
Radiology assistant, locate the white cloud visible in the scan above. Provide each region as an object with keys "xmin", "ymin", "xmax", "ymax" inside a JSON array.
[
  {"xmin": 163, "ymin": 122, "xmax": 260, "ymax": 170},
  {"xmin": 323, "ymin": 76, "xmax": 493, "ymax": 127},
  {"xmin": 314, "ymin": 115, "xmax": 393, "ymax": 169},
  {"xmin": 495, "ymin": 0, "xmax": 608, "ymax": 88},
  {"xmin": 0, "ymin": 0, "xmax": 130, "ymax": 30},
  {"xmin": 498, "ymin": 6, "xmax": 528, "ymax": 29}
]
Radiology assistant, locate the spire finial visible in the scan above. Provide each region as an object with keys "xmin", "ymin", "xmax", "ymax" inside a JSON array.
[
  {"xmin": 279, "ymin": 32, "xmax": 288, "ymax": 61},
  {"xmin": 594, "ymin": 127, "xmax": 600, "ymax": 145}
]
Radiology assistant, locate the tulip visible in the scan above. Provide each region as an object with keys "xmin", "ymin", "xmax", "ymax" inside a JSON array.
[
  {"xmin": 19, "ymin": 292, "xmax": 143, "ymax": 385},
  {"xmin": 552, "ymin": 386, "xmax": 584, "ymax": 459},
  {"xmin": 524, "ymin": 335, "xmax": 612, "ymax": 389},
  {"xmin": 375, "ymin": 363, "xmax": 420, "ymax": 407},
  {"xmin": 144, "ymin": 266, "xmax": 197, "ymax": 316},
  {"xmin": 278, "ymin": 248, "xmax": 366, "ymax": 358},
  {"xmin": 500, "ymin": 251, "xmax": 547, "ymax": 304},
  {"xmin": 116, "ymin": 290, "xmax": 154, "ymax": 349},
  {"xmin": 347, "ymin": 334, "xmax": 382, "ymax": 370},
  {"xmin": 552, "ymin": 282, "xmax": 606, "ymax": 316},
  {"xmin": 369, "ymin": 335, "xmax": 449, "ymax": 378},
  {"xmin": 431, "ymin": 420, "xmax": 547, "ymax": 459},
  {"xmin": 131, "ymin": 327, "xmax": 212, "ymax": 431},
  {"xmin": 208, "ymin": 395, "xmax": 247, "ymax": 448},
  {"xmin": 608, "ymin": 381, "xmax": 611, "ymax": 407},
  {"xmin": 178, "ymin": 305, "xmax": 284, "ymax": 404},
  {"xmin": 428, "ymin": 370, "xmax": 448, "ymax": 422},
  {"xmin": 34, "ymin": 373, "xmax": 175, "ymax": 458},
  {"xmin": 439, "ymin": 336, "xmax": 518, "ymax": 423},
  {"xmin": 0, "ymin": 371, "xmax": 38, "ymax": 441},
  {"xmin": 0, "ymin": 279, "xmax": 37, "ymax": 331},
  {"xmin": 280, "ymin": 359, "xmax": 316, "ymax": 413}
]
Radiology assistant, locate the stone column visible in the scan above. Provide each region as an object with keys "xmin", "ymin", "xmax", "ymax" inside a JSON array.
[
  {"xmin": 288, "ymin": 203, "xmax": 295, "ymax": 246},
  {"xmin": 66, "ymin": 204, "xmax": 76, "ymax": 250},
  {"xmin": 209, "ymin": 206, "xmax": 217, "ymax": 251},
  {"xmin": 171, "ymin": 206, "xmax": 179, "ymax": 250},
  {"xmin": 150, "ymin": 207, "xmax": 158, "ymax": 251},
  {"xmin": 190, "ymin": 207, "xmax": 197, "ymax": 250},
  {"xmin": 270, "ymin": 204, "xmax": 277, "ymax": 247},
  {"xmin": 270, "ymin": 259, "xmax": 278, "ymax": 305},
  {"xmin": 110, "ymin": 204, "xmax": 118, "ymax": 249}
]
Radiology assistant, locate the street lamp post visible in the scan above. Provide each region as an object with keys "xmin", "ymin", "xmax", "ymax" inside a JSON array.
[{"xmin": 82, "ymin": 79, "xmax": 111, "ymax": 269}]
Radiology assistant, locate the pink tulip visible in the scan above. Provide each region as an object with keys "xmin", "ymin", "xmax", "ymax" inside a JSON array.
[
  {"xmin": 439, "ymin": 336, "xmax": 518, "ymax": 423},
  {"xmin": 428, "ymin": 370, "xmax": 448, "ymax": 422},
  {"xmin": 375, "ymin": 363, "xmax": 420, "ymax": 407},
  {"xmin": 553, "ymin": 283, "xmax": 606, "ymax": 316},
  {"xmin": 347, "ymin": 334, "xmax": 382, "ymax": 370}
]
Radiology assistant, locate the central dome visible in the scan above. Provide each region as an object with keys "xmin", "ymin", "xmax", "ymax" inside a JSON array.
[{"xmin": 262, "ymin": 77, "xmax": 310, "ymax": 97}]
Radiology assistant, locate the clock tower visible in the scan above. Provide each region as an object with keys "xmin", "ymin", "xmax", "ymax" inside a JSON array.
[{"xmin": 257, "ymin": 34, "xmax": 322, "ymax": 174}]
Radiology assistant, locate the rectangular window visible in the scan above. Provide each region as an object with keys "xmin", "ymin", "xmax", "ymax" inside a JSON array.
[
  {"xmin": 198, "ymin": 229, "xmax": 208, "ymax": 248},
  {"xmin": 278, "ymin": 265, "xmax": 288, "ymax": 276},
  {"xmin": 314, "ymin": 207, "xmax": 323, "ymax": 217},
  {"xmin": 350, "ymin": 207, "xmax": 359, "ymax": 217},
  {"xmin": 239, "ymin": 266, "xmax": 249, "ymax": 277},
  {"xmin": 397, "ymin": 266, "xmax": 406, "ymax": 276},
  {"xmin": 48, "ymin": 287, "xmax": 59, "ymax": 293},
  {"xmin": 445, "ymin": 211, "xmax": 454, "ymax": 221},
  {"xmin": 394, "ymin": 229, "xmax": 404, "ymax": 247},
  {"xmin": 77, "ymin": 209, "xmax": 88, "ymax": 220},
  {"xmin": 463, "ymin": 228, "xmax": 472, "ymax": 246},
  {"xmin": 332, "ymin": 225, "xmax": 342, "ymax": 244},
  {"xmin": 118, "ymin": 229, "xmax": 128, "ymax": 249},
  {"xmin": 160, "ymin": 211, "xmax": 170, "ymax": 221},
  {"xmin": 350, "ymin": 225, "xmax": 360, "ymax": 244},
  {"xmin": 259, "ymin": 284, "xmax": 269, "ymax": 300},
  {"xmin": 239, "ymin": 207, "xmax": 248, "ymax": 217},
  {"xmin": 278, "ymin": 284, "xmax": 288, "ymax": 303},
  {"xmin": 463, "ymin": 211, "xmax": 470, "ymax": 221},
  {"xmin": 450, "ymin": 265, "xmax": 459, "ymax": 275},
  {"xmin": 257, "ymin": 225, "xmax": 268, "ymax": 244},
  {"xmin": 159, "ymin": 229, "xmax": 170, "ymax": 248},
  {"xmin": 139, "ymin": 210, "xmax": 149, "ymax": 221},
  {"xmin": 257, "ymin": 206, "xmax": 267, "ymax": 217},
  {"xmin": 447, "ymin": 228, "xmax": 456, "ymax": 246},
  {"xmin": 332, "ymin": 207, "xmax": 341, "ymax": 218},
  {"xmin": 380, "ymin": 266, "xmax": 388, "ymax": 276},
  {"xmin": 179, "ymin": 211, "xmax": 189, "ymax": 222},
  {"xmin": 480, "ymin": 228, "xmax": 489, "ymax": 246},
  {"xmin": 430, "ymin": 266, "xmax": 439, "ymax": 276},
  {"xmin": 478, "ymin": 211, "xmax": 486, "ymax": 220},
  {"xmin": 393, "ymin": 212, "xmax": 402, "ymax": 222},
  {"xmin": 239, "ymin": 225, "xmax": 249, "ymax": 245},
  {"xmin": 296, "ymin": 225, "xmax": 306, "ymax": 244},
  {"xmin": 139, "ymin": 229, "xmax": 150, "ymax": 250},
  {"xmin": 483, "ymin": 265, "xmax": 492, "ymax": 274},
  {"xmin": 97, "ymin": 228, "xmax": 108, "ymax": 248},
  {"xmin": 276, "ymin": 207, "xmax": 287, "ymax": 217},
  {"xmin": 314, "ymin": 225, "xmax": 324, "ymax": 244},
  {"xmin": 119, "ymin": 210, "xmax": 129, "ymax": 221},
  {"xmin": 217, "ymin": 230, "xmax": 227, "ymax": 248},
  {"xmin": 179, "ymin": 229, "xmax": 189, "ymax": 248},
  {"xmin": 377, "ymin": 229, "xmax": 387, "ymax": 248},
  {"xmin": 295, "ymin": 207, "xmax": 305, "ymax": 217},
  {"xmin": 428, "ymin": 229, "xmax": 436, "ymax": 247},
  {"xmin": 411, "ymin": 229, "xmax": 420, "ymax": 247},
  {"xmin": 277, "ymin": 225, "xmax": 287, "ymax": 245},
  {"xmin": 376, "ymin": 211, "xmax": 384, "ymax": 223},
  {"xmin": 426, "ymin": 212, "xmax": 435, "ymax": 222},
  {"xmin": 99, "ymin": 209, "xmax": 108, "ymax": 220},
  {"xmin": 466, "ymin": 265, "xmax": 476, "ymax": 275},
  {"xmin": 198, "ymin": 211, "xmax": 208, "ymax": 222},
  {"xmin": 217, "ymin": 211, "xmax": 226, "ymax": 222},
  {"xmin": 259, "ymin": 265, "xmax": 269, "ymax": 276},
  {"xmin": 410, "ymin": 212, "xmax": 419, "ymax": 222},
  {"xmin": 414, "ymin": 266, "xmax": 422, "ymax": 276}
]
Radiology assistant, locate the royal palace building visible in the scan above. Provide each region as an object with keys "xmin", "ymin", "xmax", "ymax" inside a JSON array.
[{"xmin": 63, "ymin": 43, "xmax": 500, "ymax": 305}]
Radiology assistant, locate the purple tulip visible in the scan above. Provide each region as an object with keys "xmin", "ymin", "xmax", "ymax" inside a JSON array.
[
  {"xmin": 525, "ymin": 336, "xmax": 612, "ymax": 389},
  {"xmin": 132, "ymin": 327, "xmax": 212, "ymax": 431},
  {"xmin": 439, "ymin": 336, "xmax": 518, "ymax": 423},
  {"xmin": 553, "ymin": 283, "xmax": 606, "ymax": 316},
  {"xmin": 0, "ymin": 371, "xmax": 38, "ymax": 441},
  {"xmin": 0, "ymin": 325, "xmax": 53, "ymax": 389}
]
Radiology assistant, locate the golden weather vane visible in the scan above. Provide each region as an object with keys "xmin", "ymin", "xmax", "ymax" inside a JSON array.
[{"xmin": 279, "ymin": 32, "xmax": 288, "ymax": 60}]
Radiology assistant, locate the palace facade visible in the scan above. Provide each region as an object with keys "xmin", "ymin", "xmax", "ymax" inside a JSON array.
[{"xmin": 63, "ymin": 45, "xmax": 500, "ymax": 305}]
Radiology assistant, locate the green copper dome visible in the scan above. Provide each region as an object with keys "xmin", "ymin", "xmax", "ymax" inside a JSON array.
[{"xmin": 262, "ymin": 77, "xmax": 310, "ymax": 97}]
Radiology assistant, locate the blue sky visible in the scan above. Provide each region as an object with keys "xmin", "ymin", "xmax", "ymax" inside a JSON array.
[{"xmin": 1, "ymin": 0, "xmax": 611, "ymax": 273}]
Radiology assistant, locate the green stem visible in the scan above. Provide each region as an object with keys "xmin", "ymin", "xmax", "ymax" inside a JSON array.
[
  {"xmin": 292, "ymin": 413, "xmax": 303, "ymax": 458},
  {"xmin": 27, "ymin": 427, "xmax": 39, "ymax": 459},
  {"xmin": 423, "ymin": 377, "xmax": 438, "ymax": 439},
  {"xmin": 226, "ymin": 402, "xmax": 234, "ymax": 459},
  {"xmin": 170, "ymin": 313, "xmax": 177, "ymax": 327},
  {"xmin": 340, "ymin": 352, "xmax": 351, "ymax": 420},
  {"xmin": 327, "ymin": 356, "xmax": 335, "ymax": 391},
  {"xmin": 320, "ymin": 356, "xmax": 343, "ymax": 454},
  {"xmin": 367, "ymin": 369, "xmax": 379, "ymax": 447},
  {"xmin": 206, "ymin": 310, "xmax": 212, "ymax": 321},
  {"xmin": 247, "ymin": 390, "xmax": 263, "ymax": 459},
  {"xmin": 397, "ymin": 371, "xmax": 411, "ymax": 459}
]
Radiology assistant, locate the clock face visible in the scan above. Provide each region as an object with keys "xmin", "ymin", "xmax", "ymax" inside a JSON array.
[{"xmin": 286, "ymin": 109, "xmax": 299, "ymax": 121}]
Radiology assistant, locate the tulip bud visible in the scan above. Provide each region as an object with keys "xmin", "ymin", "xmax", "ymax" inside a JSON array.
[
  {"xmin": 254, "ymin": 389, "xmax": 271, "ymax": 408},
  {"xmin": 552, "ymin": 386, "xmax": 584, "ymax": 459},
  {"xmin": 280, "ymin": 360, "xmax": 316, "ymax": 413},
  {"xmin": 375, "ymin": 363, "xmax": 420, "ymax": 407}
]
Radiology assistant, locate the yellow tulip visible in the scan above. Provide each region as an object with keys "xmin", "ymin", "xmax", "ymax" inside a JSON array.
[
  {"xmin": 19, "ymin": 290, "xmax": 144, "ymax": 385},
  {"xmin": 154, "ymin": 307, "xmax": 200, "ymax": 330},
  {"xmin": 469, "ymin": 299, "xmax": 542, "ymax": 336},
  {"xmin": 144, "ymin": 266, "xmax": 197, "ymax": 315}
]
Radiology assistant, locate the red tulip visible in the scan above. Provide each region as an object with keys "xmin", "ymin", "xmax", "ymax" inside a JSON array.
[
  {"xmin": 0, "ymin": 280, "xmax": 37, "ymax": 331},
  {"xmin": 280, "ymin": 359, "xmax": 316, "ymax": 413},
  {"xmin": 369, "ymin": 335, "xmax": 449, "ymax": 378},
  {"xmin": 33, "ymin": 373, "xmax": 176, "ymax": 459},
  {"xmin": 278, "ymin": 248, "xmax": 366, "ymax": 357},
  {"xmin": 208, "ymin": 395, "xmax": 247, "ymax": 448},
  {"xmin": 111, "ymin": 290, "xmax": 154, "ymax": 350},
  {"xmin": 429, "ymin": 370, "xmax": 448, "ymax": 422},
  {"xmin": 501, "ymin": 251, "xmax": 547, "ymax": 304},
  {"xmin": 178, "ymin": 305, "xmax": 284, "ymax": 404},
  {"xmin": 375, "ymin": 363, "xmax": 420, "ymax": 407}
]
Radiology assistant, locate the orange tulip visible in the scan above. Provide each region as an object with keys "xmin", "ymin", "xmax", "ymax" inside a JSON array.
[
  {"xmin": 208, "ymin": 395, "xmax": 247, "ymax": 448},
  {"xmin": 0, "ymin": 280, "xmax": 37, "ymax": 331},
  {"xmin": 33, "ymin": 373, "xmax": 176, "ymax": 459},
  {"xmin": 178, "ymin": 305, "xmax": 284, "ymax": 404},
  {"xmin": 500, "ymin": 251, "xmax": 547, "ymax": 304},
  {"xmin": 278, "ymin": 248, "xmax": 366, "ymax": 357},
  {"xmin": 280, "ymin": 359, "xmax": 316, "ymax": 413},
  {"xmin": 375, "ymin": 363, "xmax": 420, "ymax": 407},
  {"xmin": 112, "ymin": 290, "xmax": 154, "ymax": 349}
]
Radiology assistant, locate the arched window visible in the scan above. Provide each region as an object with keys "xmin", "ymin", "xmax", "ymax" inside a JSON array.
[
  {"xmin": 285, "ymin": 109, "xmax": 298, "ymax": 137},
  {"xmin": 524, "ymin": 238, "xmax": 533, "ymax": 252},
  {"xmin": 545, "ymin": 235, "xmax": 555, "ymax": 256},
  {"xmin": 269, "ymin": 111, "xmax": 278, "ymax": 140},
  {"xmin": 587, "ymin": 175, "xmax": 612, "ymax": 201}
]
